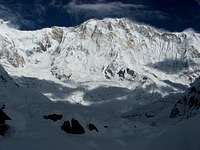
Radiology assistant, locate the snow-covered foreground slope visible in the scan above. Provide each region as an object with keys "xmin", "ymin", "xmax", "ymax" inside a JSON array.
[
  {"xmin": 0, "ymin": 64, "xmax": 171, "ymax": 150},
  {"xmin": 0, "ymin": 65, "xmax": 146, "ymax": 149},
  {"xmin": 0, "ymin": 18, "xmax": 200, "ymax": 149},
  {"xmin": 0, "ymin": 63, "xmax": 200, "ymax": 150},
  {"xmin": 146, "ymin": 115, "xmax": 200, "ymax": 150}
]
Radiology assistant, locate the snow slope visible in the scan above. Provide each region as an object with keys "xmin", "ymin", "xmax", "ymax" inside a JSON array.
[
  {"xmin": 0, "ymin": 64, "xmax": 166, "ymax": 150},
  {"xmin": 146, "ymin": 115, "xmax": 200, "ymax": 150}
]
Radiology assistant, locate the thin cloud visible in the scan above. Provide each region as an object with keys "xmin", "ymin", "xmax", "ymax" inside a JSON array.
[
  {"xmin": 0, "ymin": 2, "xmax": 47, "ymax": 29},
  {"xmin": 63, "ymin": 0, "xmax": 168, "ymax": 24},
  {"xmin": 0, "ymin": 0, "xmax": 171, "ymax": 30},
  {"xmin": 195, "ymin": 0, "xmax": 200, "ymax": 5},
  {"xmin": 49, "ymin": 0, "xmax": 64, "ymax": 7},
  {"xmin": 65, "ymin": 0, "xmax": 146, "ymax": 12},
  {"xmin": 0, "ymin": 4, "xmax": 22, "ymax": 28}
]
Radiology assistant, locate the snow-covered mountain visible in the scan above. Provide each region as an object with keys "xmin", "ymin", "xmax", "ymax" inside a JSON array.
[
  {"xmin": 1, "ymin": 18, "xmax": 200, "ymax": 150},
  {"xmin": 1, "ymin": 18, "xmax": 200, "ymax": 83}
]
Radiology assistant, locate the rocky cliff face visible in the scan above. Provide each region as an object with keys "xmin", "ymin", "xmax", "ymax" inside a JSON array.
[{"xmin": 170, "ymin": 77, "xmax": 200, "ymax": 118}]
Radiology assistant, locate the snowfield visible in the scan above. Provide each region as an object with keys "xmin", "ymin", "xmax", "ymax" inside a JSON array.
[{"xmin": 0, "ymin": 18, "xmax": 200, "ymax": 149}]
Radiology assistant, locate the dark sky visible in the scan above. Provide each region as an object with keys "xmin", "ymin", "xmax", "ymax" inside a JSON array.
[{"xmin": 0, "ymin": 0, "xmax": 200, "ymax": 32}]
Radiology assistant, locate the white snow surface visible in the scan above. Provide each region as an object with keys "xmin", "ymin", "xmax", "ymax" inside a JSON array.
[{"xmin": 0, "ymin": 18, "xmax": 200, "ymax": 149}]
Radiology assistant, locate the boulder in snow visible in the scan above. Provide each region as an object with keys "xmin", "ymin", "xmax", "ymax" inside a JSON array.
[
  {"xmin": 43, "ymin": 114, "xmax": 63, "ymax": 122},
  {"xmin": 61, "ymin": 118, "xmax": 85, "ymax": 134}
]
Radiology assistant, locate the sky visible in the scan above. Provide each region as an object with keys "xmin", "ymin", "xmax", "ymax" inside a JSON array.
[{"xmin": 0, "ymin": 0, "xmax": 199, "ymax": 32}]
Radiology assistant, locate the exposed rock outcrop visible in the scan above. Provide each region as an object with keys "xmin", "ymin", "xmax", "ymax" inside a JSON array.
[
  {"xmin": 170, "ymin": 77, "xmax": 200, "ymax": 118},
  {"xmin": 43, "ymin": 114, "xmax": 63, "ymax": 122},
  {"xmin": 61, "ymin": 118, "xmax": 85, "ymax": 134}
]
